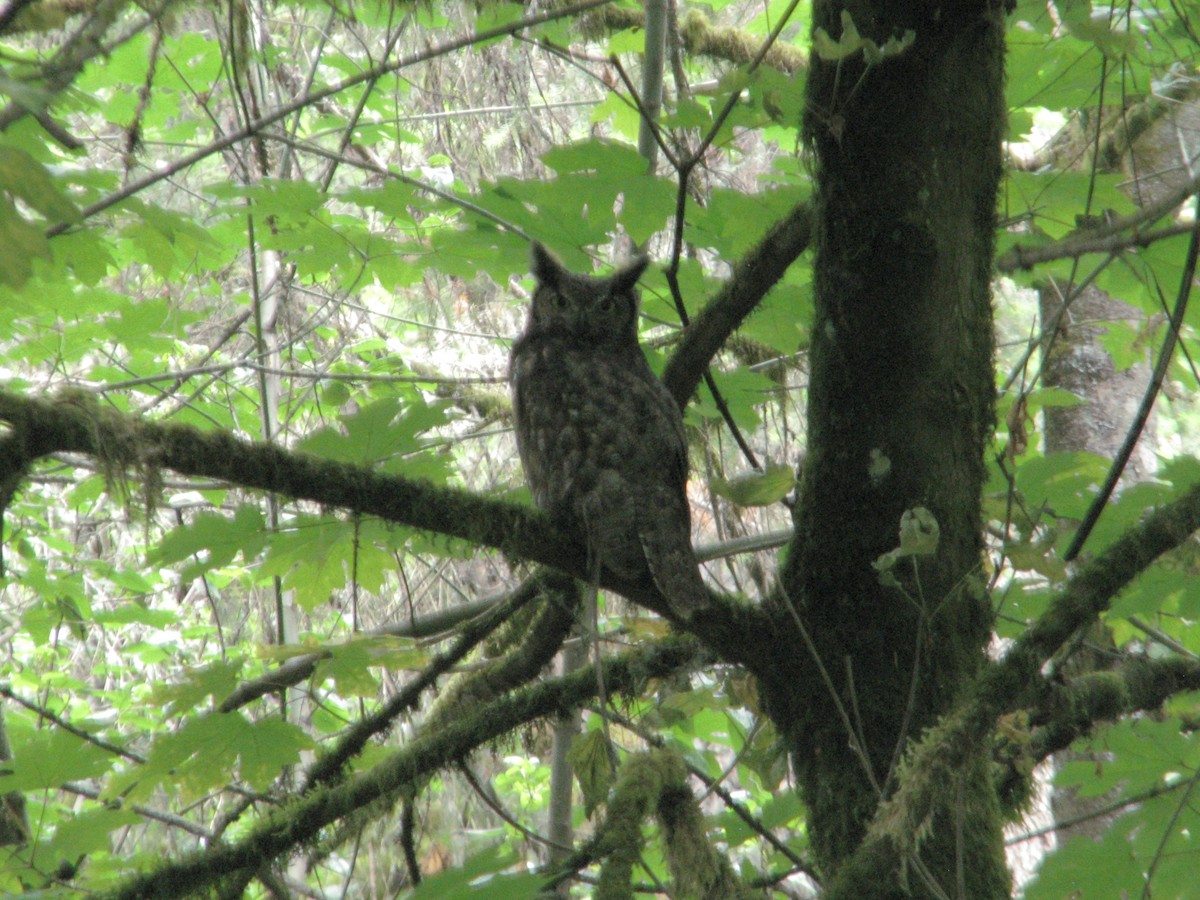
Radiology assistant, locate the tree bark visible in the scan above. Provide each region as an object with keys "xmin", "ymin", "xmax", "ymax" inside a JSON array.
[{"xmin": 760, "ymin": 2, "xmax": 1012, "ymax": 894}]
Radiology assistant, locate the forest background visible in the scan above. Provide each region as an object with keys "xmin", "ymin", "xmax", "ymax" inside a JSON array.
[{"xmin": 2, "ymin": 0, "xmax": 1200, "ymax": 897}]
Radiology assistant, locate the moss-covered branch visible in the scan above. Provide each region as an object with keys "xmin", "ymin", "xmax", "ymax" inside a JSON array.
[
  {"xmin": 0, "ymin": 386, "xmax": 573, "ymax": 568},
  {"xmin": 98, "ymin": 635, "xmax": 702, "ymax": 900},
  {"xmin": 991, "ymin": 480, "xmax": 1200, "ymax": 718},
  {"xmin": 594, "ymin": 749, "xmax": 753, "ymax": 900},
  {"xmin": 0, "ymin": 0, "xmax": 106, "ymax": 35},
  {"xmin": 300, "ymin": 574, "xmax": 555, "ymax": 788},
  {"xmin": 995, "ymin": 654, "xmax": 1200, "ymax": 808},
  {"xmin": 1029, "ymin": 656, "xmax": 1200, "ymax": 764},
  {"xmin": 826, "ymin": 478, "xmax": 1200, "ymax": 897},
  {"xmin": 423, "ymin": 572, "xmax": 580, "ymax": 734},
  {"xmin": 0, "ymin": 388, "xmax": 767, "ymax": 666},
  {"xmin": 0, "ymin": 0, "xmax": 134, "ymax": 132},
  {"xmin": 576, "ymin": 4, "xmax": 807, "ymax": 74}
]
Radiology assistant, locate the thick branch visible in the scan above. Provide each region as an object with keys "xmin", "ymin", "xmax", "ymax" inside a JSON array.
[
  {"xmin": 997, "ymin": 480, "xmax": 1200, "ymax": 710},
  {"xmin": 662, "ymin": 201, "xmax": 813, "ymax": 407},
  {"xmin": 577, "ymin": 4, "xmax": 807, "ymax": 74},
  {"xmin": 835, "ymin": 478, "xmax": 1200, "ymax": 888},
  {"xmin": 0, "ymin": 389, "xmax": 766, "ymax": 667},
  {"xmin": 1029, "ymin": 656, "xmax": 1200, "ymax": 763},
  {"xmin": 995, "ymin": 655, "xmax": 1200, "ymax": 806},
  {"xmin": 97, "ymin": 637, "xmax": 702, "ymax": 900},
  {"xmin": 0, "ymin": 387, "xmax": 571, "ymax": 569},
  {"xmin": 308, "ymin": 574, "xmax": 577, "ymax": 789}
]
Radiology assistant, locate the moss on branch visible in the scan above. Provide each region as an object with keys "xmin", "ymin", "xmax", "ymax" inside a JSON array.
[
  {"xmin": 1028, "ymin": 656, "xmax": 1200, "ymax": 765},
  {"xmin": 0, "ymin": 387, "xmax": 765, "ymax": 666},
  {"xmin": 98, "ymin": 636, "xmax": 702, "ymax": 900},
  {"xmin": 0, "ymin": 387, "xmax": 576, "ymax": 571},
  {"xmin": 829, "ymin": 479, "xmax": 1200, "ymax": 894},
  {"xmin": 576, "ymin": 4, "xmax": 806, "ymax": 74},
  {"xmin": 425, "ymin": 572, "xmax": 581, "ymax": 733},
  {"xmin": 595, "ymin": 749, "xmax": 753, "ymax": 900}
]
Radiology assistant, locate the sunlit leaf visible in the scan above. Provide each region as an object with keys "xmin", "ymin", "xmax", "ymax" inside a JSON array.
[
  {"xmin": 710, "ymin": 463, "xmax": 795, "ymax": 507},
  {"xmin": 568, "ymin": 729, "xmax": 616, "ymax": 817},
  {"xmin": 0, "ymin": 729, "xmax": 111, "ymax": 792}
]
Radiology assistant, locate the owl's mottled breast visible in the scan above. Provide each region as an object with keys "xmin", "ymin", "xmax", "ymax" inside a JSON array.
[
  {"xmin": 510, "ymin": 328, "xmax": 686, "ymax": 520},
  {"xmin": 508, "ymin": 242, "xmax": 704, "ymax": 615}
]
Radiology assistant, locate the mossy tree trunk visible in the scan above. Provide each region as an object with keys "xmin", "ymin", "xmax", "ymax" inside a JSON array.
[{"xmin": 758, "ymin": 2, "xmax": 1012, "ymax": 895}]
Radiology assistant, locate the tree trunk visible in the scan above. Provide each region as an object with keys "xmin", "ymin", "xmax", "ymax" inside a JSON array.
[
  {"xmin": 1036, "ymin": 85, "xmax": 1187, "ymax": 856},
  {"xmin": 1039, "ymin": 281, "xmax": 1138, "ymax": 851},
  {"xmin": 760, "ymin": 3, "xmax": 1012, "ymax": 895}
]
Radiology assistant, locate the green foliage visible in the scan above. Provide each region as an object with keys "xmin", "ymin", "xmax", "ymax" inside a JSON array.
[
  {"xmin": 0, "ymin": 730, "xmax": 111, "ymax": 792},
  {"xmin": 0, "ymin": 146, "xmax": 79, "ymax": 285},
  {"xmin": 710, "ymin": 462, "xmax": 795, "ymax": 506},
  {"xmin": 402, "ymin": 846, "xmax": 542, "ymax": 898},
  {"xmin": 1026, "ymin": 719, "xmax": 1200, "ymax": 900},
  {"xmin": 811, "ymin": 10, "xmax": 914, "ymax": 63},
  {"xmin": 152, "ymin": 506, "xmax": 268, "ymax": 581},
  {"xmin": 0, "ymin": 0, "xmax": 1199, "ymax": 896},
  {"xmin": 298, "ymin": 396, "xmax": 451, "ymax": 469},
  {"xmin": 105, "ymin": 712, "xmax": 314, "ymax": 801},
  {"xmin": 569, "ymin": 728, "xmax": 616, "ymax": 817},
  {"xmin": 309, "ymin": 635, "xmax": 430, "ymax": 696}
]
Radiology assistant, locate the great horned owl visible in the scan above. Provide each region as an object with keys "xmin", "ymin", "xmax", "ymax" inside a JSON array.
[{"xmin": 509, "ymin": 242, "xmax": 706, "ymax": 619}]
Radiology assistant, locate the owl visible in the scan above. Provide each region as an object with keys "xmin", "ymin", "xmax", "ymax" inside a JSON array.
[{"xmin": 509, "ymin": 242, "xmax": 706, "ymax": 619}]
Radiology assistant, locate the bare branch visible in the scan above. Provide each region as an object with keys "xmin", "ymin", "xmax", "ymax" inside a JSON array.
[{"xmin": 41, "ymin": 0, "xmax": 617, "ymax": 237}]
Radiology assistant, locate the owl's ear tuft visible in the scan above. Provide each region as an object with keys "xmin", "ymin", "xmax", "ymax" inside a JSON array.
[
  {"xmin": 530, "ymin": 242, "xmax": 565, "ymax": 287},
  {"xmin": 612, "ymin": 254, "xmax": 650, "ymax": 294}
]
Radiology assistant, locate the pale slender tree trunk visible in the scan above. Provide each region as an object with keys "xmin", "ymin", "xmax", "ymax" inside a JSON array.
[{"xmin": 762, "ymin": 3, "xmax": 1013, "ymax": 895}]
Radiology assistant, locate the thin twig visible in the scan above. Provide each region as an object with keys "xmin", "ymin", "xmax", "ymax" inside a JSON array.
[{"xmin": 44, "ymin": 0, "xmax": 616, "ymax": 238}]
